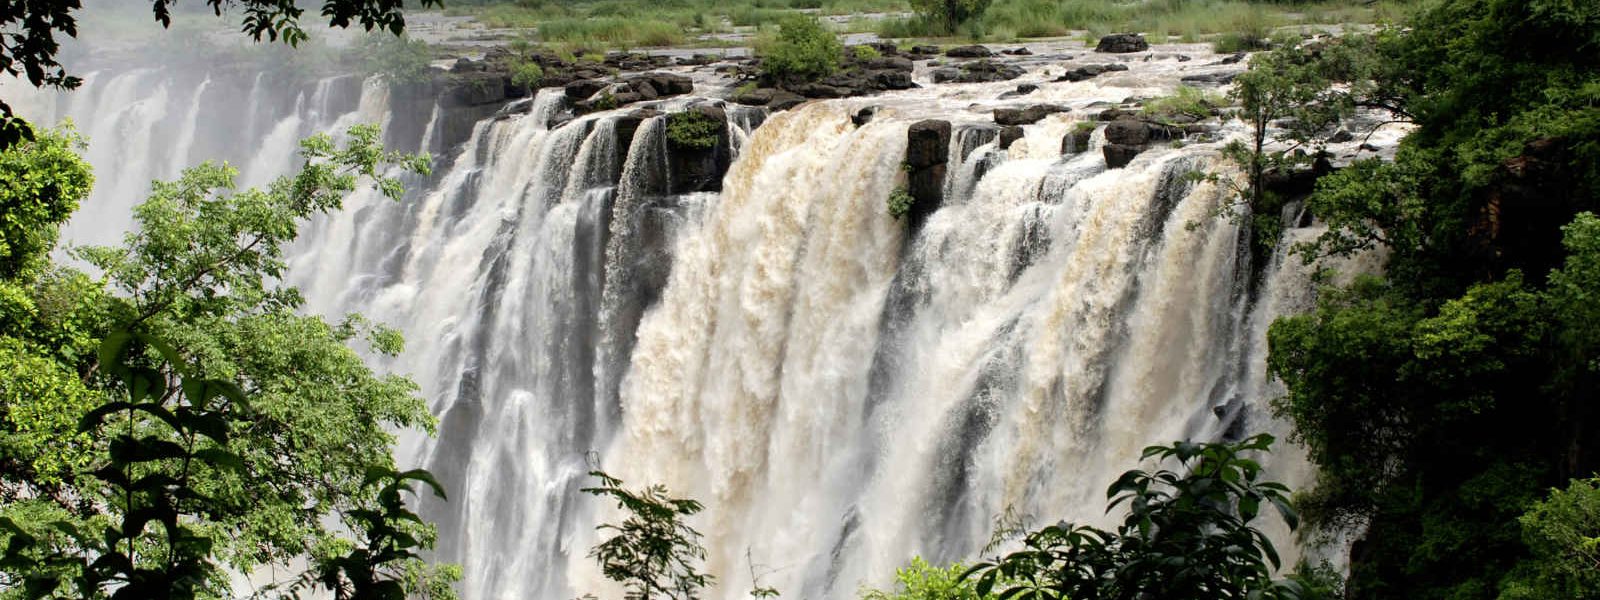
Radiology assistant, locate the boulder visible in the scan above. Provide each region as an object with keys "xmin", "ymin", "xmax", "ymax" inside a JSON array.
[
  {"xmin": 852, "ymin": 106, "xmax": 880, "ymax": 127},
  {"xmin": 994, "ymin": 104, "xmax": 1069, "ymax": 126},
  {"xmin": 729, "ymin": 87, "xmax": 807, "ymax": 110},
  {"xmin": 998, "ymin": 126, "xmax": 1025, "ymax": 150},
  {"xmin": 565, "ymin": 79, "xmax": 609, "ymax": 100},
  {"xmin": 1054, "ymin": 63, "xmax": 1129, "ymax": 82},
  {"xmin": 932, "ymin": 60, "xmax": 1025, "ymax": 84},
  {"xmin": 1002, "ymin": 47, "xmax": 1033, "ymax": 56},
  {"xmin": 999, "ymin": 83, "xmax": 1039, "ymax": 99},
  {"xmin": 945, "ymin": 45, "xmax": 994, "ymax": 58},
  {"xmin": 910, "ymin": 45, "xmax": 941, "ymax": 56},
  {"xmin": 1095, "ymin": 33, "xmax": 1149, "ymax": 54},
  {"xmin": 1103, "ymin": 143, "xmax": 1145, "ymax": 168},
  {"xmin": 1180, "ymin": 72, "xmax": 1240, "ymax": 86},
  {"xmin": 1063, "ymin": 126, "xmax": 1094, "ymax": 154},
  {"xmin": 666, "ymin": 104, "xmax": 731, "ymax": 194},
  {"xmin": 1104, "ymin": 118, "xmax": 1152, "ymax": 146}
]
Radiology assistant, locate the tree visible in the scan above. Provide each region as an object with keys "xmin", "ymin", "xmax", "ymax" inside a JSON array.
[
  {"xmin": 907, "ymin": 0, "xmax": 991, "ymax": 33},
  {"xmin": 0, "ymin": 0, "xmax": 442, "ymax": 150},
  {"xmin": 963, "ymin": 435, "xmax": 1322, "ymax": 600},
  {"xmin": 756, "ymin": 16, "xmax": 843, "ymax": 86},
  {"xmin": 1498, "ymin": 478, "xmax": 1600, "ymax": 600},
  {"xmin": 583, "ymin": 470, "xmax": 713, "ymax": 600},
  {"xmin": 861, "ymin": 557, "xmax": 1007, "ymax": 600},
  {"xmin": 0, "ymin": 123, "xmax": 458, "ymax": 599}
]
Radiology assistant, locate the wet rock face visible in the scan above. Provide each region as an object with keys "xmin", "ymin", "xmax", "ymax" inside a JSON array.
[
  {"xmin": 1095, "ymin": 33, "xmax": 1149, "ymax": 54},
  {"xmin": 730, "ymin": 87, "xmax": 807, "ymax": 110},
  {"xmin": 666, "ymin": 103, "xmax": 733, "ymax": 194},
  {"xmin": 1054, "ymin": 63, "xmax": 1129, "ymax": 82},
  {"xmin": 998, "ymin": 126, "xmax": 1025, "ymax": 150},
  {"xmin": 1100, "ymin": 118, "xmax": 1195, "ymax": 168},
  {"xmin": 994, "ymin": 104, "xmax": 1069, "ymax": 126},
  {"xmin": 932, "ymin": 60, "xmax": 1026, "ymax": 84},
  {"xmin": 905, "ymin": 120, "xmax": 952, "ymax": 220}
]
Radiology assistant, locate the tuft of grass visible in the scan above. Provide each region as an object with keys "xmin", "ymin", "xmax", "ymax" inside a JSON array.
[{"xmin": 1142, "ymin": 85, "xmax": 1227, "ymax": 121}]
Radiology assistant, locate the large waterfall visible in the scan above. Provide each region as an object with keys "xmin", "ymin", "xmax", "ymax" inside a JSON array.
[{"xmin": 12, "ymin": 40, "xmax": 1365, "ymax": 599}]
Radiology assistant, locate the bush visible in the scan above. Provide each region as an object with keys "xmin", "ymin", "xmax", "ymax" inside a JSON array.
[
  {"xmin": 861, "ymin": 557, "xmax": 1006, "ymax": 600},
  {"xmin": 666, "ymin": 111, "xmax": 723, "ymax": 150},
  {"xmin": 357, "ymin": 33, "xmax": 435, "ymax": 84},
  {"xmin": 511, "ymin": 61, "xmax": 545, "ymax": 89},
  {"xmin": 887, "ymin": 187, "xmax": 915, "ymax": 219},
  {"xmin": 757, "ymin": 16, "xmax": 844, "ymax": 84}
]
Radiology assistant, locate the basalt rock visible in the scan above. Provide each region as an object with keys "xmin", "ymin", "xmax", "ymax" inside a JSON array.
[
  {"xmin": 666, "ymin": 103, "xmax": 733, "ymax": 194},
  {"xmin": 1063, "ymin": 125, "xmax": 1094, "ymax": 154},
  {"xmin": 945, "ymin": 45, "xmax": 994, "ymax": 58},
  {"xmin": 730, "ymin": 87, "xmax": 807, "ymax": 111},
  {"xmin": 1054, "ymin": 63, "xmax": 1129, "ymax": 82},
  {"xmin": 999, "ymin": 83, "xmax": 1039, "ymax": 99},
  {"xmin": 1002, "ymin": 47, "xmax": 1033, "ymax": 56},
  {"xmin": 1180, "ymin": 71, "xmax": 1241, "ymax": 86},
  {"xmin": 998, "ymin": 126, "xmax": 1025, "ymax": 150},
  {"xmin": 905, "ymin": 120, "xmax": 952, "ymax": 221},
  {"xmin": 570, "ymin": 72, "xmax": 694, "ymax": 114},
  {"xmin": 910, "ymin": 45, "xmax": 941, "ymax": 56},
  {"xmin": 853, "ymin": 106, "xmax": 880, "ymax": 127},
  {"xmin": 1095, "ymin": 33, "xmax": 1149, "ymax": 54},
  {"xmin": 932, "ymin": 60, "xmax": 1025, "ymax": 84},
  {"xmin": 1101, "ymin": 118, "xmax": 1184, "ymax": 168},
  {"xmin": 994, "ymin": 104, "xmax": 1069, "ymax": 126}
]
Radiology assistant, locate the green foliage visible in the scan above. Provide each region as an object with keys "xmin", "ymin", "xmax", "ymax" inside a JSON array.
[
  {"xmin": 756, "ymin": 16, "xmax": 844, "ymax": 84},
  {"xmin": 0, "ymin": 122, "xmax": 456, "ymax": 599},
  {"xmin": 584, "ymin": 470, "xmax": 714, "ymax": 600},
  {"xmin": 358, "ymin": 33, "xmax": 436, "ymax": 85},
  {"xmin": 1499, "ymin": 478, "xmax": 1600, "ymax": 600},
  {"xmin": 908, "ymin": 0, "xmax": 992, "ymax": 32},
  {"xmin": 1140, "ymin": 85, "xmax": 1225, "ymax": 123},
  {"xmin": 887, "ymin": 187, "xmax": 915, "ymax": 220},
  {"xmin": 666, "ymin": 111, "xmax": 724, "ymax": 151},
  {"xmin": 862, "ymin": 557, "xmax": 1003, "ymax": 600},
  {"xmin": 852, "ymin": 44, "xmax": 883, "ymax": 61},
  {"xmin": 511, "ymin": 60, "xmax": 545, "ymax": 89},
  {"xmin": 965, "ymin": 435, "xmax": 1316, "ymax": 600},
  {"xmin": 0, "ymin": 126, "xmax": 92, "ymax": 279}
]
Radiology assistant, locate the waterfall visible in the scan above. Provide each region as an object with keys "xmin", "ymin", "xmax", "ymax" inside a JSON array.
[{"xmin": 14, "ymin": 45, "xmax": 1359, "ymax": 599}]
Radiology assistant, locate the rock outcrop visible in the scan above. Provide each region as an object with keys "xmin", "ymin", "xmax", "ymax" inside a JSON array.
[
  {"xmin": 932, "ymin": 60, "xmax": 1025, "ymax": 84},
  {"xmin": 905, "ymin": 120, "xmax": 952, "ymax": 221},
  {"xmin": 1095, "ymin": 33, "xmax": 1149, "ymax": 54},
  {"xmin": 1054, "ymin": 63, "xmax": 1129, "ymax": 82},
  {"xmin": 994, "ymin": 104, "xmax": 1069, "ymax": 126}
]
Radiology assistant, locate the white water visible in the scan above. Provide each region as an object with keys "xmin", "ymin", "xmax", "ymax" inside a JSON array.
[{"xmin": 11, "ymin": 40, "xmax": 1372, "ymax": 599}]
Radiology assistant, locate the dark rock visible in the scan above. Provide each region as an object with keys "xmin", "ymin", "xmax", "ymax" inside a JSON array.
[
  {"xmin": 999, "ymin": 82, "xmax": 1039, "ymax": 99},
  {"xmin": 635, "ymin": 72, "xmax": 693, "ymax": 96},
  {"xmin": 633, "ymin": 80, "xmax": 660, "ymax": 100},
  {"xmin": 1003, "ymin": 47, "xmax": 1033, "ymax": 55},
  {"xmin": 1095, "ymin": 107, "xmax": 1135, "ymax": 121},
  {"xmin": 860, "ymin": 56, "xmax": 915, "ymax": 71},
  {"xmin": 676, "ymin": 54, "xmax": 719, "ymax": 66},
  {"xmin": 998, "ymin": 126, "xmax": 1025, "ymax": 150},
  {"xmin": 769, "ymin": 92, "xmax": 807, "ymax": 111},
  {"xmin": 1180, "ymin": 71, "xmax": 1240, "ymax": 85},
  {"xmin": 565, "ymin": 79, "xmax": 608, "ymax": 100},
  {"xmin": 945, "ymin": 45, "xmax": 994, "ymax": 58},
  {"xmin": 911, "ymin": 45, "xmax": 941, "ymax": 55},
  {"xmin": 1219, "ymin": 52, "xmax": 1247, "ymax": 65},
  {"xmin": 443, "ymin": 72, "xmax": 509, "ymax": 106},
  {"xmin": 853, "ymin": 106, "xmax": 880, "ymax": 127},
  {"xmin": 1104, "ymin": 118, "xmax": 1152, "ymax": 146},
  {"xmin": 1054, "ymin": 63, "xmax": 1130, "ymax": 82},
  {"xmin": 667, "ymin": 104, "xmax": 731, "ymax": 194},
  {"xmin": 451, "ymin": 57, "xmax": 487, "ymax": 73},
  {"xmin": 1329, "ymin": 129, "xmax": 1355, "ymax": 143},
  {"xmin": 864, "ymin": 42, "xmax": 899, "ymax": 56},
  {"xmin": 932, "ymin": 60, "xmax": 1025, "ymax": 84},
  {"xmin": 793, "ymin": 82, "xmax": 851, "ymax": 98},
  {"xmin": 1095, "ymin": 33, "xmax": 1149, "ymax": 54},
  {"xmin": 1103, "ymin": 143, "xmax": 1144, "ymax": 168},
  {"xmin": 994, "ymin": 104, "xmax": 1069, "ymax": 126},
  {"xmin": 1063, "ymin": 126, "xmax": 1094, "ymax": 154},
  {"xmin": 906, "ymin": 120, "xmax": 952, "ymax": 222}
]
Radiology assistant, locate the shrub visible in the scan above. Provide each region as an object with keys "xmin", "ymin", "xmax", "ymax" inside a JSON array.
[
  {"xmin": 887, "ymin": 187, "xmax": 915, "ymax": 219},
  {"xmin": 756, "ymin": 16, "xmax": 844, "ymax": 84},
  {"xmin": 357, "ymin": 32, "xmax": 435, "ymax": 84},
  {"xmin": 861, "ymin": 557, "xmax": 1006, "ymax": 600},
  {"xmin": 852, "ymin": 44, "xmax": 882, "ymax": 61},
  {"xmin": 511, "ymin": 61, "xmax": 545, "ymax": 89},
  {"xmin": 666, "ymin": 111, "xmax": 723, "ymax": 150}
]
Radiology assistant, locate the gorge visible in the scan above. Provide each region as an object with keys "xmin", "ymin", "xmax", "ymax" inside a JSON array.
[{"xmin": 11, "ymin": 37, "xmax": 1387, "ymax": 600}]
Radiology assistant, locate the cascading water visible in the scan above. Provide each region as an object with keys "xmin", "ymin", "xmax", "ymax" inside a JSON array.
[{"xmin": 12, "ymin": 38, "xmax": 1385, "ymax": 600}]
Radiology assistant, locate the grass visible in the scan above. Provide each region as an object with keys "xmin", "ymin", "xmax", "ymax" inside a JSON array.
[
  {"xmin": 875, "ymin": 0, "xmax": 1415, "ymax": 44},
  {"xmin": 1141, "ymin": 85, "xmax": 1227, "ymax": 121},
  {"xmin": 442, "ymin": 0, "xmax": 1416, "ymax": 52}
]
